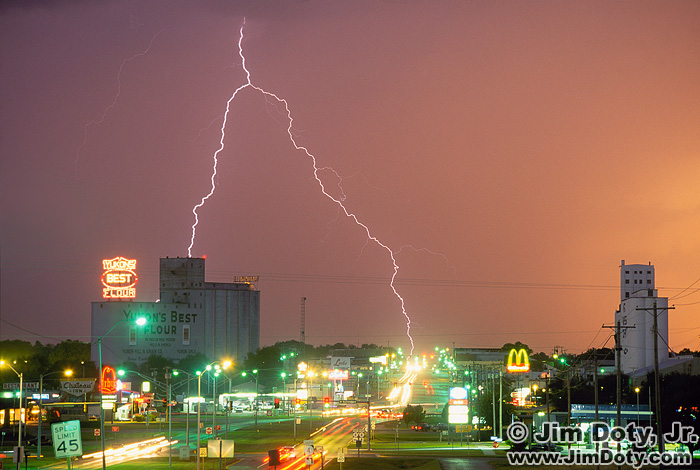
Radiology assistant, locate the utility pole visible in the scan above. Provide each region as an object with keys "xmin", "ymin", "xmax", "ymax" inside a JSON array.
[
  {"xmin": 603, "ymin": 321, "xmax": 635, "ymax": 443},
  {"xmin": 499, "ymin": 368, "xmax": 503, "ymax": 440},
  {"xmin": 636, "ymin": 301, "xmax": 674, "ymax": 454},
  {"xmin": 593, "ymin": 349, "xmax": 600, "ymax": 469}
]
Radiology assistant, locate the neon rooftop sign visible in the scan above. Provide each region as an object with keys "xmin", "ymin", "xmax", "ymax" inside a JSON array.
[{"xmin": 101, "ymin": 256, "xmax": 138, "ymax": 299}]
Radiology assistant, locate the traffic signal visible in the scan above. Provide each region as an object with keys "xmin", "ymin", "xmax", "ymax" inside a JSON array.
[
  {"xmin": 274, "ymin": 398, "xmax": 280, "ymax": 409},
  {"xmin": 295, "ymin": 398, "xmax": 301, "ymax": 405},
  {"xmin": 323, "ymin": 396, "xmax": 330, "ymax": 408},
  {"xmin": 162, "ymin": 398, "xmax": 167, "ymax": 406}
]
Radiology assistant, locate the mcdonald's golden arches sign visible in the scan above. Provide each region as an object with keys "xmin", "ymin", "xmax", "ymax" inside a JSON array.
[{"xmin": 506, "ymin": 348, "xmax": 530, "ymax": 373}]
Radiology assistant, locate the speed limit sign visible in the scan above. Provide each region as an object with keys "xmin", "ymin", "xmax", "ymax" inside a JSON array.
[{"xmin": 51, "ymin": 420, "xmax": 83, "ymax": 458}]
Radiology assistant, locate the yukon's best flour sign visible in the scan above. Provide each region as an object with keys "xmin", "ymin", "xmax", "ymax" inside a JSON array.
[{"xmin": 101, "ymin": 256, "xmax": 138, "ymax": 299}]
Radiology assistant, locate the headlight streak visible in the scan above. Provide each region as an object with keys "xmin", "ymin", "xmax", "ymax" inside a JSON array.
[{"xmin": 81, "ymin": 436, "xmax": 177, "ymax": 464}]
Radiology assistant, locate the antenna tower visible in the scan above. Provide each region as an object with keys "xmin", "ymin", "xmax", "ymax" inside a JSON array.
[{"xmin": 300, "ymin": 297, "xmax": 306, "ymax": 344}]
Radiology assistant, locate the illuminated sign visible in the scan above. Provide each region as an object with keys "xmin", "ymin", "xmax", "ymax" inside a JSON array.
[
  {"xmin": 448, "ymin": 405, "xmax": 469, "ymax": 424},
  {"xmin": 101, "ymin": 257, "xmax": 138, "ymax": 299},
  {"xmin": 101, "ymin": 366, "xmax": 117, "ymax": 394},
  {"xmin": 506, "ymin": 348, "xmax": 530, "ymax": 373},
  {"xmin": 369, "ymin": 356, "xmax": 388, "ymax": 365},
  {"xmin": 328, "ymin": 370, "xmax": 349, "ymax": 380},
  {"xmin": 232, "ymin": 276, "xmax": 259, "ymax": 284}
]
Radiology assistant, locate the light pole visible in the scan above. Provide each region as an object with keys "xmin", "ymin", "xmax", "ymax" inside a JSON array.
[
  {"xmin": 172, "ymin": 369, "xmax": 195, "ymax": 445},
  {"xmin": 280, "ymin": 373, "xmax": 287, "ymax": 414},
  {"xmin": 212, "ymin": 369, "xmax": 219, "ymax": 438},
  {"xmin": 196, "ymin": 361, "xmax": 231, "ymax": 470},
  {"xmin": 37, "ymin": 369, "xmax": 73, "ymax": 460},
  {"xmin": 242, "ymin": 370, "xmax": 259, "ymax": 430},
  {"xmin": 0, "ymin": 361, "xmax": 23, "ymax": 470},
  {"xmin": 97, "ymin": 317, "xmax": 146, "ymax": 470},
  {"xmin": 635, "ymin": 387, "xmax": 641, "ymax": 424}
]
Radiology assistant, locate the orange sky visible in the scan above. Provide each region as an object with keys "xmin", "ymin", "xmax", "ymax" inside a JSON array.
[{"xmin": 2, "ymin": 1, "xmax": 699, "ymax": 356}]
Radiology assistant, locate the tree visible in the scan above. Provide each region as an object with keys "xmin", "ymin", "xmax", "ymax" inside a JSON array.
[
  {"xmin": 653, "ymin": 372, "xmax": 700, "ymax": 454},
  {"xmin": 501, "ymin": 342, "xmax": 533, "ymax": 355},
  {"xmin": 402, "ymin": 404, "xmax": 426, "ymax": 426}
]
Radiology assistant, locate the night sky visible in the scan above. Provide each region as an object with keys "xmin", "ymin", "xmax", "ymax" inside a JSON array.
[{"xmin": 2, "ymin": 1, "xmax": 700, "ymax": 357}]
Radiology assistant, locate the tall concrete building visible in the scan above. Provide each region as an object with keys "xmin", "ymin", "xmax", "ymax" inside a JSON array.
[
  {"xmin": 91, "ymin": 257, "xmax": 260, "ymax": 366},
  {"xmin": 615, "ymin": 260, "xmax": 669, "ymax": 374}
]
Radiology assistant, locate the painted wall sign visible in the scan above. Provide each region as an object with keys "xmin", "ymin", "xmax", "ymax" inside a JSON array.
[{"xmin": 101, "ymin": 257, "xmax": 138, "ymax": 299}]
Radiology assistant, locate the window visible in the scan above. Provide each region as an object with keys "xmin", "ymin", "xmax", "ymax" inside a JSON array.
[
  {"xmin": 625, "ymin": 279, "xmax": 629, "ymax": 284},
  {"xmin": 129, "ymin": 326, "xmax": 137, "ymax": 346},
  {"xmin": 183, "ymin": 325, "xmax": 191, "ymax": 345},
  {"xmin": 625, "ymin": 292, "xmax": 630, "ymax": 298},
  {"xmin": 647, "ymin": 279, "xmax": 651, "ymax": 284}
]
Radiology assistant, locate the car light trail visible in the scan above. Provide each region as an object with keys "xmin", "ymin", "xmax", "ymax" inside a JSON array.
[{"xmin": 81, "ymin": 436, "xmax": 177, "ymax": 465}]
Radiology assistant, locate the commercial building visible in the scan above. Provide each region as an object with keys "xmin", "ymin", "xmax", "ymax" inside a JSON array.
[
  {"xmin": 614, "ymin": 260, "xmax": 669, "ymax": 375},
  {"xmin": 91, "ymin": 257, "xmax": 260, "ymax": 366}
]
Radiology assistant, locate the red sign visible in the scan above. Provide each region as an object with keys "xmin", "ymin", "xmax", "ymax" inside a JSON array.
[
  {"xmin": 205, "ymin": 427, "xmax": 213, "ymax": 434},
  {"xmin": 94, "ymin": 429, "xmax": 101, "ymax": 437},
  {"xmin": 215, "ymin": 425, "xmax": 221, "ymax": 431},
  {"xmin": 101, "ymin": 366, "xmax": 117, "ymax": 394},
  {"xmin": 112, "ymin": 426, "xmax": 120, "ymax": 432}
]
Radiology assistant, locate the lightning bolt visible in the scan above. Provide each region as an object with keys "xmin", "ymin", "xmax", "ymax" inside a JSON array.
[
  {"xmin": 74, "ymin": 30, "xmax": 164, "ymax": 174},
  {"xmin": 188, "ymin": 21, "xmax": 419, "ymax": 355}
]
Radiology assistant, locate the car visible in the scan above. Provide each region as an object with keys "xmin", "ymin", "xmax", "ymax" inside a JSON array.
[
  {"xmin": 278, "ymin": 446, "xmax": 296, "ymax": 462},
  {"xmin": 25, "ymin": 435, "xmax": 52, "ymax": 446},
  {"xmin": 528, "ymin": 443, "xmax": 563, "ymax": 452},
  {"xmin": 411, "ymin": 423, "xmax": 432, "ymax": 432}
]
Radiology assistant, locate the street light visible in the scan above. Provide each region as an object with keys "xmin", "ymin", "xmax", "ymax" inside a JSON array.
[
  {"xmin": 635, "ymin": 387, "xmax": 641, "ymax": 424},
  {"xmin": 196, "ymin": 360, "xmax": 231, "ymax": 470},
  {"xmin": 241, "ymin": 369, "xmax": 259, "ymax": 430},
  {"xmin": 37, "ymin": 369, "xmax": 73, "ymax": 460},
  {"xmin": 172, "ymin": 369, "xmax": 196, "ymax": 445},
  {"xmin": 280, "ymin": 372, "xmax": 287, "ymax": 414},
  {"xmin": 97, "ymin": 316, "xmax": 146, "ymax": 470},
  {"xmin": 0, "ymin": 360, "xmax": 23, "ymax": 470}
]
